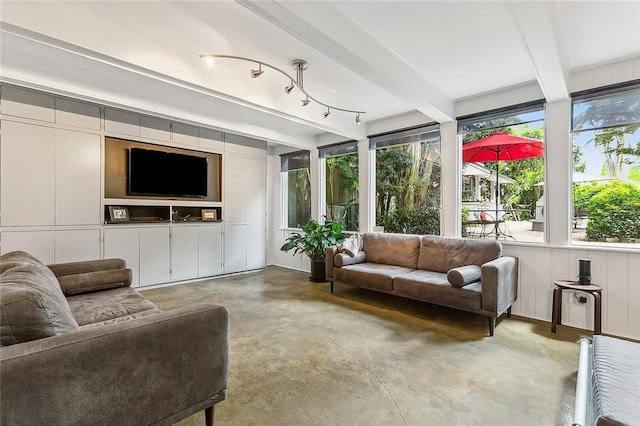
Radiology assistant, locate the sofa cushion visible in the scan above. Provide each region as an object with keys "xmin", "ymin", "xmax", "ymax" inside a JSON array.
[
  {"xmin": 334, "ymin": 251, "xmax": 366, "ymax": 267},
  {"xmin": 418, "ymin": 236, "xmax": 502, "ymax": 273},
  {"xmin": 394, "ymin": 270, "xmax": 482, "ymax": 310},
  {"xmin": 334, "ymin": 262, "xmax": 414, "ymax": 292},
  {"xmin": 362, "ymin": 233, "xmax": 421, "ymax": 269},
  {"xmin": 447, "ymin": 265, "xmax": 482, "ymax": 287},
  {"xmin": 0, "ymin": 267, "xmax": 80, "ymax": 346},
  {"xmin": 67, "ymin": 287, "xmax": 160, "ymax": 326}
]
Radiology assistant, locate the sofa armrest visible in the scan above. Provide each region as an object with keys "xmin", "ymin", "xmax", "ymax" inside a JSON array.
[
  {"xmin": 480, "ymin": 256, "xmax": 518, "ymax": 314},
  {"xmin": 0, "ymin": 302, "xmax": 229, "ymax": 426},
  {"xmin": 326, "ymin": 246, "xmax": 339, "ymax": 281}
]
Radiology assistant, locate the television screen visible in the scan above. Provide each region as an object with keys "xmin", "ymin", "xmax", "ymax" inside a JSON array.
[{"xmin": 128, "ymin": 148, "xmax": 208, "ymax": 198}]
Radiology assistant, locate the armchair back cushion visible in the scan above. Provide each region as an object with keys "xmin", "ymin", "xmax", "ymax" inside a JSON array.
[
  {"xmin": 0, "ymin": 252, "xmax": 79, "ymax": 346},
  {"xmin": 362, "ymin": 233, "xmax": 420, "ymax": 269},
  {"xmin": 418, "ymin": 236, "xmax": 502, "ymax": 273}
]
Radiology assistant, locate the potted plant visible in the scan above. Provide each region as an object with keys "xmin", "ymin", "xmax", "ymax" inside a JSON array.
[{"xmin": 280, "ymin": 219, "xmax": 345, "ymax": 282}]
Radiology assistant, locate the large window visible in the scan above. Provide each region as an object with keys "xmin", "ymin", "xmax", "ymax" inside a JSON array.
[
  {"xmin": 281, "ymin": 150, "xmax": 311, "ymax": 228},
  {"xmin": 371, "ymin": 125, "xmax": 441, "ymax": 235},
  {"xmin": 458, "ymin": 102, "xmax": 545, "ymax": 242},
  {"xmin": 319, "ymin": 141, "xmax": 359, "ymax": 232},
  {"xmin": 571, "ymin": 83, "xmax": 640, "ymax": 247}
]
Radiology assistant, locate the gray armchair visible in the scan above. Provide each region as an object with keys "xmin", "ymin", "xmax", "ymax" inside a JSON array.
[{"xmin": 0, "ymin": 251, "xmax": 229, "ymax": 425}]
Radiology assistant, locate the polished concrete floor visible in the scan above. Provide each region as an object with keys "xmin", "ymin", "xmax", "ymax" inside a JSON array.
[{"xmin": 141, "ymin": 266, "xmax": 588, "ymax": 426}]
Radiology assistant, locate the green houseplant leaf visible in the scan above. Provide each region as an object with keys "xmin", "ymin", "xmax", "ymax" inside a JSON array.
[{"xmin": 280, "ymin": 220, "xmax": 345, "ymax": 261}]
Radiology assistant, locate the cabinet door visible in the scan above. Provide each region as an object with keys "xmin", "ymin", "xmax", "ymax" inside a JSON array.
[
  {"xmin": 246, "ymin": 223, "xmax": 266, "ymax": 270},
  {"xmin": 1, "ymin": 86, "xmax": 55, "ymax": 122},
  {"xmin": 245, "ymin": 157, "xmax": 267, "ymax": 223},
  {"xmin": 1, "ymin": 121, "xmax": 55, "ymax": 226},
  {"xmin": 55, "ymin": 129, "xmax": 101, "ymax": 225},
  {"xmin": 104, "ymin": 227, "xmax": 140, "ymax": 287},
  {"xmin": 172, "ymin": 123, "xmax": 198, "ymax": 148},
  {"xmin": 198, "ymin": 225, "xmax": 223, "ymax": 277},
  {"xmin": 139, "ymin": 227, "xmax": 170, "ymax": 286},
  {"xmin": 198, "ymin": 128, "xmax": 224, "ymax": 152},
  {"xmin": 104, "ymin": 108, "xmax": 140, "ymax": 137},
  {"xmin": 171, "ymin": 226, "xmax": 199, "ymax": 281},
  {"xmin": 55, "ymin": 229, "xmax": 100, "ymax": 263},
  {"xmin": 140, "ymin": 116, "xmax": 171, "ymax": 142},
  {"xmin": 1, "ymin": 230, "xmax": 55, "ymax": 264},
  {"xmin": 55, "ymin": 98, "xmax": 101, "ymax": 130},
  {"xmin": 224, "ymin": 155, "xmax": 266, "ymax": 224},
  {"xmin": 224, "ymin": 224, "xmax": 246, "ymax": 274}
]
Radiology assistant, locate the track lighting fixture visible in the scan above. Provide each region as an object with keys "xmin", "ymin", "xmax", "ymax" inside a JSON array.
[
  {"xmin": 250, "ymin": 64, "xmax": 264, "ymax": 78},
  {"xmin": 199, "ymin": 54, "xmax": 365, "ymax": 124},
  {"xmin": 204, "ymin": 56, "xmax": 215, "ymax": 68},
  {"xmin": 284, "ymin": 81, "xmax": 295, "ymax": 94}
]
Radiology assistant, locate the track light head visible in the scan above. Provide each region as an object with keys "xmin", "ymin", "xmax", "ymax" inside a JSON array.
[
  {"xmin": 250, "ymin": 64, "xmax": 264, "ymax": 78},
  {"xmin": 356, "ymin": 113, "xmax": 361, "ymax": 125},
  {"xmin": 203, "ymin": 56, "xmax": 215, "ymax": 68},
  {"xmin": 284, "ymin": 81, "xmax": 294, "ymax": 94},
  {"xmin": 323, "ymin": 108, "xmax": 331, "ymax": 118},
  {"xmin": 301, "ymin": 96, "xmax": 310, "ymax": 106}
]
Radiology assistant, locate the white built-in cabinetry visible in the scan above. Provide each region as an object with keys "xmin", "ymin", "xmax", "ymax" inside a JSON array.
[{"xmin": 0, "ymin": 84, "xmax": 267, "ymax": 286}]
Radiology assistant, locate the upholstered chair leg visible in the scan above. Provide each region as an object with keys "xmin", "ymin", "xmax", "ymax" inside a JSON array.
[
  {"xmin": 205, "ymin": 405, "xmax": 214, "ymax": 426},
  {"xmin": 488, "ymin": 317, "xmax": 496, "ymax": 336},
  {"xmin": 507, "ymin": 307, "xmax": 512, "ymax": 318},
  {"xmin": 330, "ymin": 281, "xmax": 334, "ymax": 294}
]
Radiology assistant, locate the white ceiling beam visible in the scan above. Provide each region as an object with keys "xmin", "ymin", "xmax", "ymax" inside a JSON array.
[
  {"xmin": 506, "ymin": 1, "xmax": 570, "ymax": 102},
  {"xmin": 238, "ymin": 0, "xmax": 455, "ymax": 123}
]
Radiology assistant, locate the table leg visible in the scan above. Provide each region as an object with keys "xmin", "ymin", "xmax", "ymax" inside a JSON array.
[
  {"xmin": 551, "ymin": 286, "xmax": 562, "ymax": 333},
  {"xmin": 593, "ymin": 291, "xmax": 602, "ymax": 335}
]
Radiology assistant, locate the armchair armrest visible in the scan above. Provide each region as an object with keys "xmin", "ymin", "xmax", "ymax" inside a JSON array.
[
  {"xmin": 47, "ymin": 258, "xmax": 127, "ymax": 276},
  {"xmin": 0, "ymin": 302, "xmax": 229, "ymax": 426},
  {"xmin": 480, "ymin": 256, "xmax": 518, "ymax": 314},
  {"xmin": 48, "ymin": 259, "xmax": 132, "ymax": 296}
]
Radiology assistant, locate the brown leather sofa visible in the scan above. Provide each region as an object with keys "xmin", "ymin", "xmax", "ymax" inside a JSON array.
[
  {"xmin": 326, "ymin": 233, "xmax": 518, "ymax": 336},
  {"xmin": 0, "ymin": 251, "xmax": 228, "ymax": 425}
]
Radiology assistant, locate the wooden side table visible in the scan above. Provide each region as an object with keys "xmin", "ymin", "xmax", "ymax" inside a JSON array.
[{"xmin": 551, "ymin": 280, "xmax": 602, "ymax": 334}]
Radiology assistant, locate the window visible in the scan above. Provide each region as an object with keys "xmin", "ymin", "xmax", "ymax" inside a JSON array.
[
  {"xmin": 370, "ymin": 125, "xmax": 441, "ymax": 235},
  {"xmin": 319, "ymin": 141, "xmax": 359, "ymax": 232},
  {"xmin": 571, "ymin": 82, "xmax": 640, "ymax": 247},
  {"xmin": 281, "ymin": 150, "xmax": 311, "ymax": 228},
  {"xmin": 458, "ymin": 101, "xmax": 545, "ymax": 242}
]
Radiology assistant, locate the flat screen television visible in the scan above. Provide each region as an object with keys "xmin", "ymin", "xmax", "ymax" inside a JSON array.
[{"xmin": 128, "ymin": 148, "xmax": 208, "ymax": 198}]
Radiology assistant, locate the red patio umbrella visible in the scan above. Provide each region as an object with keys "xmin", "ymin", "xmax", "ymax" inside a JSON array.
[{"xmin": 462, "ymin": 133, "xmax": 544, "ymax": 237}]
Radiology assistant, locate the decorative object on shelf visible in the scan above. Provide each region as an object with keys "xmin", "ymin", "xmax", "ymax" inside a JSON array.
[
  {"xmin": 108, "ymin": 206, "xmax": 129, "ymax": 222},
  {"xmin": 578, "ymin": 258, "xmax": 591, "ymax": 284},
  {"xmin": 280, "ymin": 220, "xmax": 345, "ymax": 282},
  {"xmin": 199, "ymin": 54, "xmax": 365, "ymax": 124},
  {"xmin": 201, "ymin": 209, "xmax": 218, "ymax": 221}
]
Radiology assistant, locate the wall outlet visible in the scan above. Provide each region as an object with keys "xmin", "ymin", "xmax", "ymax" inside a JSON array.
[{"xmin": 572, "ymin": 291, "xmax": 588, "ymax": 305}]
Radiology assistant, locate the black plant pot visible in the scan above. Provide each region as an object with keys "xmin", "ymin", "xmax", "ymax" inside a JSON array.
[{"xmin": 309, "ymin": 259, "xmax": 327, "ymax": 282}]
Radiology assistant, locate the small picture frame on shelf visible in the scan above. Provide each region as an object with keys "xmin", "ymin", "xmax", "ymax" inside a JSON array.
[
  {"xmin": 201, "ymin": 209, "xmax": 217, "ymax": 221},
  {"xmin": 108, "ymin": 206, "xmax": 130, "ymax": 222}
]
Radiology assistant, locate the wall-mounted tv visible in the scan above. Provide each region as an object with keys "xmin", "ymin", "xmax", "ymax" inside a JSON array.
[{"xmin": 128, "ymin": 148, "xmax": 208, "ymax": 198}]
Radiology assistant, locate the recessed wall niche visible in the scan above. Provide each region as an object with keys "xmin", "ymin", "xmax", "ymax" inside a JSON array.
[{"xmin": 105, "ymin": 137, "xmax": 221, "ymax": 202}]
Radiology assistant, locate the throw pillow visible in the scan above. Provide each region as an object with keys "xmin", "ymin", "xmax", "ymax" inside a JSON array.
[
  {"xmin": 334, "ymin": 251, "xmax": 366, "ymax": 267},
  {"xmin": 447, "ymin": 265, "xmax": 482, "ymax": 288},
  {"xmin": 340, "ymin": 233, "xmax": 363, "ymax": 257}
]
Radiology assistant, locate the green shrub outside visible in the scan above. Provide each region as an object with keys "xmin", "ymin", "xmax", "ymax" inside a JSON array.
[
  {"xmin": 574, "ymin": 181, "xmax": 640, "ymax": 240},
  {"xmin": 377, "ymin": 205, "xmax": 440, "ymax": 236}
]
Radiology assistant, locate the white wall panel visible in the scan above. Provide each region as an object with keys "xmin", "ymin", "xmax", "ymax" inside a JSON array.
[{"xmin": 504, "ymin": 243, "xmax": 640, "ymax": 340}]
